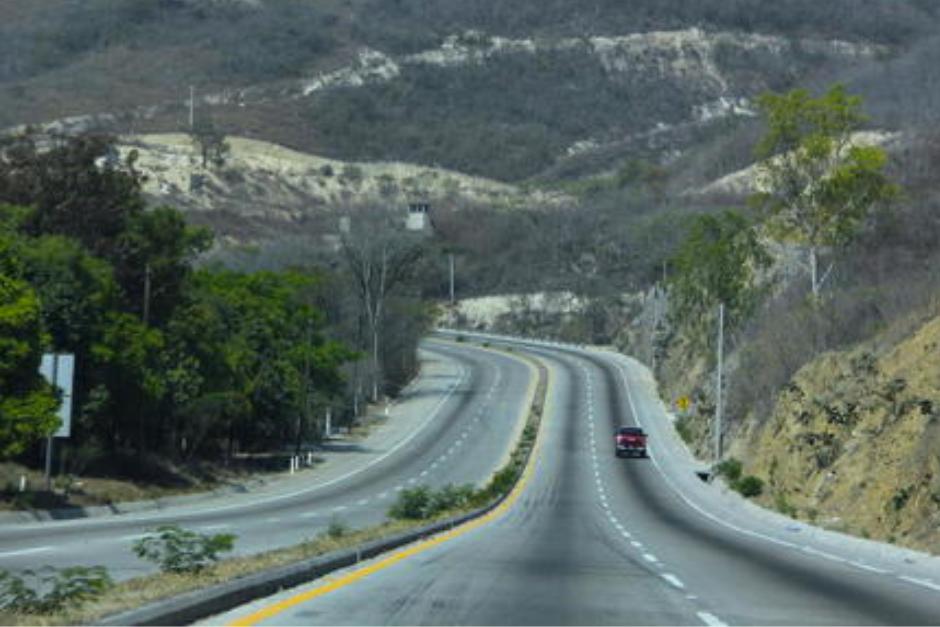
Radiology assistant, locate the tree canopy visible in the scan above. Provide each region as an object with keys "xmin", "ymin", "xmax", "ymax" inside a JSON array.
[{"xmin": 753, "ymin": 84, "xmax": 897, "ymax": 297}]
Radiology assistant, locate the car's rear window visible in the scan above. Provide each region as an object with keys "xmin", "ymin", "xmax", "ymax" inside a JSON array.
[{"xmin": 618, "ymin": 427, "xmax": 644, "ymax": 435}]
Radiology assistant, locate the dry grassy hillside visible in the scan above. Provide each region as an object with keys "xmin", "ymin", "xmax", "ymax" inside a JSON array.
[
  {"xmin": 120, "ymin": 134, "xmax": 562, "ymax": 243},
  {"xmin": 734, "ymin": 314, "xmax": 940, "ymax": 552}
]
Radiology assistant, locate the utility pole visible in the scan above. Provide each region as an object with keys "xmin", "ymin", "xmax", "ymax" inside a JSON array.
[
  {"xmin": 143, "ymin": 263, "xmax": 152, "ymax": 326},
  {"xmin": 44, "ymin": 355, "xmax": 58, "ymax": 491},
  {"xmin": 300, "ymin": 318, "xmax": 312, "ymax": 453},
  {"xmin": 714, "ymin": 302, "xmax": 725, "ymax": 462},
  {"xmin": 189, "ymin": 86, "xmax": 195, "ymax": 130},
  {"xmin": 449, "ymin": 253, "xmax": 455, "ymax": 305},
  {"xmin": 651, "ymin": 287, "xmax": 660, "ymax": 373}
]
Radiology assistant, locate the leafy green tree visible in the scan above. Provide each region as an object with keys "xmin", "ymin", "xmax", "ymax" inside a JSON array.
[
  {"xmin": 0, "ymin": 133, "xmax": 145, "ymax": 260},
  {"xmin": 753, "ymin": 84, "xmax": 897, "ymax": 298},
  {"xmin": 169, "ymin": 269, "xmax": 353, "ymax": 457},
  {"xmin": 669, "ymin": 210, "xmax": 769, "ymax": 352},
  {"xmin": 89, "ymin": 312, "xmax": 165, "ymax": 452},
  {"xmin": 113, "ymin": 206, "xmax": 213, "ymax": 327},
  {"xmin": 18, "ymin": 235, "xmax": 118, "ymax": 353},
  {"xmin": 0, "ymin": 271, "xmax": 59, "ymax": 457}
]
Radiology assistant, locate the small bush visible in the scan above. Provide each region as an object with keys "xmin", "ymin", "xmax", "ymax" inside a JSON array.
[
  {"xmin": 389, "ymin": 484, "xmax": 477, "ymax": 520},
  {"xmin": 0, "ymin": 566, "xmax": 112, "ymax": 614},
  {"xmin": 891, "ymin": 486, "xmax": 912, "ymax": 511},
  {"xmin": 735, "ymin": 475, "xmax": 765, "ymax": 498},
  {"xmin": 483, "ymin": 466, "xmax": 518, "ymax": 500},
  {"xmin": 326, "ymin": 517, "xmax": 348, "ymax": 539},
  {"xmin": 132, "ymin": 525, "xmax": 236, "ymax": 574},
  {"xmin": 388, "ymin": 486, "xmax": 433, "ymax": 520},
  {"xmin": 715, "ymin": 458, "xmax": 743, "ymax": 482},
  {"xmin": 430, "ymin": 484, "xmax": 476, "ymax": 513},
  {"xmin": 675, "ymin": 415, "xmax": 694, "ymax": 444},
  {"xmin": 774, "ymin": 492, "xmax": 797, "ymax": 517}
]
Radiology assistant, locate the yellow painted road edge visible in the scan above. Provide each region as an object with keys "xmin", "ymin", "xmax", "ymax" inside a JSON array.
[{"xmin": 228, "ymin": 343, "xmax": 551, "ymax": 627}]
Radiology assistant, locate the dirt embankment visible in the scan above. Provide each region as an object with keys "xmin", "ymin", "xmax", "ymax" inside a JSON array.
[{"xmin": 737, "ymin": 316, "xmax": 940, "ymax": 551}]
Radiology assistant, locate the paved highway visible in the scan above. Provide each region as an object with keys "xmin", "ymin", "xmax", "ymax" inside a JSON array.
[
  {"xmin": 0, "ymin": 341, "xmax": 534, "ymax": 581},
  {"xmin": 210, "ymin": 335, "xmax": 940, "ymax": 626}
]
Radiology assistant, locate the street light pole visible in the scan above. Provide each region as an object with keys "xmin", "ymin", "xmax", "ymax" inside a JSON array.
[{"xmin": 449, "ymin": 253, "xmax": 455, "ymax": 305}]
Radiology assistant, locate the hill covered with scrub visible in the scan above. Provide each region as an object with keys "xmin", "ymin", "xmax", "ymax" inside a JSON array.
[{"xmin": 3, "ymin": 0, "xmax": 940, "ymax": 553}]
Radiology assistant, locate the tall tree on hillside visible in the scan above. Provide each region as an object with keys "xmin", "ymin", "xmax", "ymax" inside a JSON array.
[
  {"xmin": 752, "ymin": 84, "xmax": 897, "ymax": 299},
  {"xmin": 669, "ymin": 210, "xmax": 770, "ymax": 353},
  {"xmin": 190, "ymin": 117, "xmax": 230, "ymax": 169},
  {"xmin": 340, "ymin": 206, "xmax": 425, "ymax": 402}
]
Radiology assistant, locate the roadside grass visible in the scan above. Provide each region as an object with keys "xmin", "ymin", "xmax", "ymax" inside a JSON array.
[
  {"xmin": 0, "ymin": 518, "xmax": 443, "ymax": 626},
  {"xmin": 1, "ymin": 343, "xmax": 549, "ymax": 627}
]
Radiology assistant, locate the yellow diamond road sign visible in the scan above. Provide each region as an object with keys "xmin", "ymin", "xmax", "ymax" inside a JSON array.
[{"xmin": 677, "ymin": 396, "xmax": 690, "ymax": 412}]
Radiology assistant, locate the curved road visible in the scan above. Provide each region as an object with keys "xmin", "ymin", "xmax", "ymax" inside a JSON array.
[
  {"xmin": 210, "ymin": 335, "xmax": 940, "ymax": 626},
  {"xmin": 0, "ymin": 341, "xmax": 533, "ymax": 581}
]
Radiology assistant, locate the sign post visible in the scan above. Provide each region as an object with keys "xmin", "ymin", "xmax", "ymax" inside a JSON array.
[{"xmin": 39, "ymin": 353, "xmax": 75, "ymax": 490}]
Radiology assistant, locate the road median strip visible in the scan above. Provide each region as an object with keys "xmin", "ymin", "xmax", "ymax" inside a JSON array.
[{"xmin": 0, "ymin": 345, "xmax": 549, "ymax": 627}]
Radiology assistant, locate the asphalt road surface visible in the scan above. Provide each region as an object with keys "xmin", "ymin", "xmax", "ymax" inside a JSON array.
[
  {"xmin": 210, "ymin": 335, "xmax": 940, "ymax": 626},
  {"xmin": 0, "ymin": 340, "xmax": 533, "ymax": 581}
]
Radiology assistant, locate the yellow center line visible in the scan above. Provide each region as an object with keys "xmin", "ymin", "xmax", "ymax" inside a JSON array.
[{"xmin": 228, "ymin": 346, "xmax": 552, "ymax": 627}]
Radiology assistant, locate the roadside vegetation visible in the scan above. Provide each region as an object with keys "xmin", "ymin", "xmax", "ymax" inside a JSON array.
[
  {"xmin": 0, "ymin": 132, "xmax": 432, "ymax": 510},
  {"xmin": 622, "ymin": 81, "xmax": 940, "ymax": 551},
  {"xmin": 0, "ymin": 345, "xmax": 547, "ymax": 626}
]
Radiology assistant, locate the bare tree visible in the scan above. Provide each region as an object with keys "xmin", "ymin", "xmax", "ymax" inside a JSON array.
[{"xmin": 340, "ymin": 205, "xmax": 425, "ymax": 402}]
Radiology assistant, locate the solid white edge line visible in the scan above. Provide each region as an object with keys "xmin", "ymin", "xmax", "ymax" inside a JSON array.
[
  {"xmin": 899, "ymin": 575, "xmax": 940, "ymax": 592},
  {"xmin": 437, "ymin": 332, "xmax": 940, "ymax": 601},
  {"xmin": 850, "ymin": 561, "xmax": 889, "ymax": 575},
  {"xmin": 599, "ymin": 348, "xmax": 936, "ymax": 593}
]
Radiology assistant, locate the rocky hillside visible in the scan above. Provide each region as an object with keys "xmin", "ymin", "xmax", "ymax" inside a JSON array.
[
  {"xmin": 737, "ymin": 314, "xmax": 940, "ymax": 552},
  {"xmin": 118, "ymin": 134, "xmax": 561, "ymax": 243}
]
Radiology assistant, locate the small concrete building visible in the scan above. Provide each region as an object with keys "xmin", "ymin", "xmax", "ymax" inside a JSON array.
[{"xmin": 406, "ymin": 202, "xmax": 431, "ymax": 232}]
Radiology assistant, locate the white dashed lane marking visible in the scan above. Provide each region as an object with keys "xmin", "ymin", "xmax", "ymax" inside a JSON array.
[
  {"xmin": 697, "ymin": 611, "xmax": 727, "ymax": 626},
  {"xmin": 0, "ymin": 546, "xmax": 52, "ymax": 558}
]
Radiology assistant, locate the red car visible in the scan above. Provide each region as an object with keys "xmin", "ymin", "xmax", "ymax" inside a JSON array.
[{"xmin": 614, "ymin": 426, "xmax": 647, "ymax": 458}]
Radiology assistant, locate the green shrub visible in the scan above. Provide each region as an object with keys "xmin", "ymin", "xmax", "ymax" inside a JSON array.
[
  {"xmin": 326, "ymin": 517, "xmax": 348, "ymax": 539},
  {"xmin": 0, "ymin": 566, "xmax": 112, "ymax": 614},
  {"xmin": 715, "ymin": 458, "xmax": 743, "ymax": 482},
  {"xmin": 735, "ymin": 475, "xmax": 764, "ymax": 498},
  {"xmin": 388, "ymin": 486, "xmax": 433, "ymax": 520},
  {"xmin": 483, "ymin": 466, "xmax": 519, "ymax": 500},
  {"xmin": 774, "ymin": 492, "xmax": 797, "ymax": 517},
  {"xmin": 429, "ymin": 484, "xmax": 476, "ymax": 513},
  {"xmin": 389, "ymin": 484, "xmax": 478, "ymax": 520},
  {"xmin": 132, "ymin": 525, "xmax": 236, "ymax": 574},
  {"xmin": 891, "ymin": 486, "xmax": 912, "ymax": 511},
  {"xmin": 675, "ymin": 415, "xmax": 694, "ymax": 444}
]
